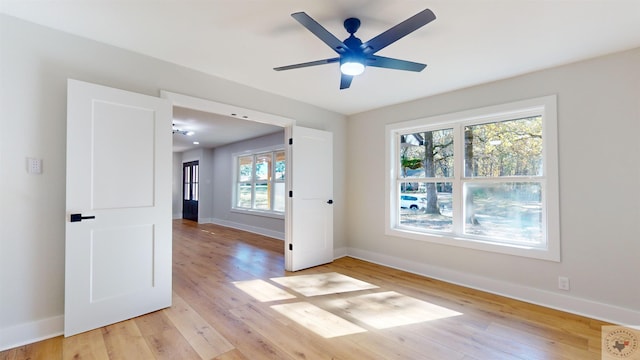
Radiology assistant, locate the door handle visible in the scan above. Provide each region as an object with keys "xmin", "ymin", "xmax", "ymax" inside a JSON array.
[
  {"xmin": 327, "ymin": 199, "xmax": 334, "ymax": 204},
  {"xmin": 70, "ymin": 213, "xmax": 96, "ymax": 222}
]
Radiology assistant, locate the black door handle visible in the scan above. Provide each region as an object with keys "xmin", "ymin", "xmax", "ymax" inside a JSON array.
[
  {"xmin": 327, "ymin": 199, "xmax": 334, "ymax": 204},
  {"xmin": 70, "ymin": 213, "xmax": 96, "ymax": 222}
]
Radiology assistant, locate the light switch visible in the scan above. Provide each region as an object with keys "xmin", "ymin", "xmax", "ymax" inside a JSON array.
[{"xmin": 27, "ymin": 157, "xmax": 42, "ymax": 174}]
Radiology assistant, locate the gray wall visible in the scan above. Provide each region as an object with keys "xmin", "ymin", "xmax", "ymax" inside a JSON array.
[
  {"xmin": 172, "ymin": 152, "xmax": 184, "ymax": 218},
  {"xmin": 346, "ymin": 47, "xmax": 640, "ymax": 323},
  {"xmin": 0, "ymin": 15, "xmax": 347, "ymax": 349}
]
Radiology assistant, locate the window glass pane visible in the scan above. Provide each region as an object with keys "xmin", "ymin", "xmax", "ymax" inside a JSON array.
[
  {"xmin": 400, "ymin": 128, "xmax": 454, "ymax": 179},
  {"xmin": 184, "ymin": 184, "xmax": 190, "ymax": 200},
  {"xmin": 255, "ymin": 153, "xmax": 272, "ymax": 181},
  {"xmin": 184, "ymin": 166, "xmax": 190, "ymax": 183},
  {"xmin": 399, "ymin": 182, "xmax": 453, "ymax": 232},
  {"xmin": 464, "ymin": 116, "xmax": 542, "ymax": 177},
  {"xmin": 273, "ymin": 182, "xmax": 285, "ymax": 212},
  {"xmin": 238, "ymin": 156, "xmax": 253, "ymax": 182},
  {"xmin": 464, "ymin": 182, "xmax": 542, "ymax": 244},
  {"xmin": 193, "ymin": 165, "xmax": 199, "ymax": 183},
  {"xmin": 192, "ymin": 183, "xmax": 198, "ymax": 201},
  {"xmin": 237, "ymin": 183, "xmax": 252, "ymax": 208},
  {"xmin": 254, "ymin": 182, "xmax": 269, "ymax": 210},
  {"xmin": 275, "ymin": 151, "xmax": 286, "ymax": 180}
]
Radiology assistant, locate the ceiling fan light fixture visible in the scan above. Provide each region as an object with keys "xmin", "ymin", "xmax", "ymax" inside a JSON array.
[{"xmin": 340, "ymin": 59, "xmax": 365, "ymax": 76}]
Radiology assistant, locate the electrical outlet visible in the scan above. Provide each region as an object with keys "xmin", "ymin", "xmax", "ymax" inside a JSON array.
[
  {"xmin": 558, "ymin": 276, "xmax": 570, "ymax": 291},
  {"xmin": 27, "ymin": 157, "xmax": 42, "ymax": 174}
]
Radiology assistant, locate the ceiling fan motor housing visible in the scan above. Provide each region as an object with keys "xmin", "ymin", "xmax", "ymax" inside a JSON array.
[{"xmin": 344, "ymin": 17, "xmax": 361, "ymax": 34}]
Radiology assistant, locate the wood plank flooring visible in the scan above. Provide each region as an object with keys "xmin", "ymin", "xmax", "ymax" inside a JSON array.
[{"xmin": 1, "ymin": 219, "xmax": 612, "ymax": 359}]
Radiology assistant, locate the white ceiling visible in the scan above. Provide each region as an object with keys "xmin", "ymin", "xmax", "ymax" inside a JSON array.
[
  {"xmin": 172, "ymin": 106, "xmax": 282, "ymax": 152},
  {"xmin": 3, "ymin": 0, "xmax": 640, "ymax": 150}
]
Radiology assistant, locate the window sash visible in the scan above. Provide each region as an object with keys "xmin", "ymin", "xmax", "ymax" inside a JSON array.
[{"xmin": 234, "ymin": 149, "xmax": 285, "ymax": 213}]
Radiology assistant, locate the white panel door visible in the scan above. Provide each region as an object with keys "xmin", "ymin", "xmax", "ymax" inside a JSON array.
[
  {"xmin": 286, "ymin": 126, "xmax": 333, "ymax": 271},
  {"xmin": 65, "ymin": 79, "xmax": 172, "ymax": 336}
]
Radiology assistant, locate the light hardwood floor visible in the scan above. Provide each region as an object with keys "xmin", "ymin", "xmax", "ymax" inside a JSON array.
[{"xmin": 1, "ymin": 219, "xmax": 611, "ymax": 359}]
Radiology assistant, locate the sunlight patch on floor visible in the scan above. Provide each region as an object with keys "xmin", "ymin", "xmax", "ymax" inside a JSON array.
[
  {"xmin": 325, "ymin": 291, "xmax": 463, "ymax": 329},
  {"xmin": 232, "ymin": 279, "xmax": 296, "ymax": 302},
  {"xmin": 271, "ymin": 272, "xmax": 378, "ymax": 297},
  {"xmin": 271, "ymin": 302, "xmax": 367, "ymax": 338}
]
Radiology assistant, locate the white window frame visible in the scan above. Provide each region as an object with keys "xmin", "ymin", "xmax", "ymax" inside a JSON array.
[
  {"xmin": 232, "ymin": 144, "xmax": 286, "ymax": 218},
  {"xmin": 385, "ymin": 95, "xmax": 560, "ymax": 261}
]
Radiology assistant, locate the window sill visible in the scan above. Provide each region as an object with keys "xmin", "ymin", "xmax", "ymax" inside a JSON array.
[
  {"xmin": 386, "ymin": 227, "xmax": 560, "ymax": 262},
  {"xmin": 231, "ymin": 208, "xmax": 285, "ymax": 220}
]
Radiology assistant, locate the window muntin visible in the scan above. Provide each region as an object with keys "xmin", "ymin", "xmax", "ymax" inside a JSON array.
[
  {"xmin": 387, "ymin": 96, "xmax": 559, "ymax": 261},
  {"xmin": 234, "ymin": 149, "xmax": 285, "ymax": 214}
]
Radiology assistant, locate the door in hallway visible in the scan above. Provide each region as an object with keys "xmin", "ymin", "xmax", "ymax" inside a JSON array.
[{"xmin": 182, "ymin": 160, "xmax": 199, "ymax": 221}]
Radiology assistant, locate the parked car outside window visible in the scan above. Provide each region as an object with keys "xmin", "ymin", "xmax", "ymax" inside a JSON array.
[{"xmin": 400, "ymin": 194, "xmax": 426, "ymax": 209}]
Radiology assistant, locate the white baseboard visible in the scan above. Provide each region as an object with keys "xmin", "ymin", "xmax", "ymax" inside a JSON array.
[
  {"xmin": 347, "ymin": 247, "xmax": 640, "ymax": 326},
  {"xmin": 333, "ymin": 246, "xmax": 348, "ymax": 259},
  {"xmin": 0, "ymin": 315, "xmax": 63, "ymax": 352},
  {"xmin": 202, "ymin": 218, "xmax": 285, "ymax": 240},
  {"xmin": 172, "ymin": 213, "xmax": 182, "ymax": 220}
]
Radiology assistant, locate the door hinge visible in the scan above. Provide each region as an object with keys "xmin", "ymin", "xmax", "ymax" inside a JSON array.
[
  {"xmin": 289, "ymin": 138, "xmax": 293, "ymax": 145},
  {"xmin": 289, "ymin": 190, "xmax": 293, "ymax": 198},
  {"xmin": 289, "ymin": 243, "xmax": 293, "ymax": 251}
]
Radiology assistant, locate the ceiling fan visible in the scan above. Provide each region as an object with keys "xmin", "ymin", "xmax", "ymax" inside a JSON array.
[{"xmin": 274, "ymin": 9, "xmax": 436, "ymax": 89}]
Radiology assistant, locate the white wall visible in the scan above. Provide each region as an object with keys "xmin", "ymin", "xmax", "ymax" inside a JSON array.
[
  {"xmin": 0, "ymin": 15, "xmax": 347, "ymax": 350},
  {"xmin": 346, "ymin": 47, "xmax": 640, "ymax": 324}
]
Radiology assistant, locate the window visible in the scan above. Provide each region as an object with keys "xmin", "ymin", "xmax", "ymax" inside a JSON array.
[
  {"xmin": 386, "ymin": 96, "xmax": 559, "ymax": 261},
  {"xmin": 235, "ymin": 148, "xmax": 286, "ymax": 215}
]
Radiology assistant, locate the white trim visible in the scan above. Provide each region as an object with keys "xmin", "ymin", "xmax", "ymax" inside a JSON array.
[
  {"xmin": 231, "ymin": 143, "xmax": 285, "ymax": 158},
  {"xmin": 0, "ymin": 315, "xmax": 63, "ymax": 352},
  {"xmin": 385, "ymin": 95, "xmax": 560, "ymax": 261},
  {"xmin": 347, "ymin": 247, "xmax": 640, "ymax": 326},
  {"xmin": 230, "ymin": 208, "xmax": 284, "ymax": 220},
  {"xmin": 201, "ymin": 217, "xmax": 285, "ymax": 240}
]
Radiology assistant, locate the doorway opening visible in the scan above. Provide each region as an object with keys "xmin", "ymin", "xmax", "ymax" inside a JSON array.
[{"xmin": 161, "ymin": 91, "xmax": 334, "ymax": 271}]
